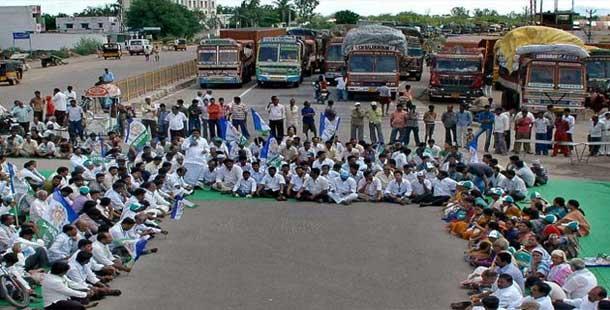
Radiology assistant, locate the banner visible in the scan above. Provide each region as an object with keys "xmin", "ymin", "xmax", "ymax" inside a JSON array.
[
  {"xmin": 124, "ymin": 119, "xmax": 151, "ymax": 149},
  {"xmin": 52, "ymin": 189, "xmax": 78, "ymax": 223},
  {"xmin": 171, "ymin": 195, "xmax": 185, "ymax": 220},
  {"xmin": 319, "ymin": 113, "xmax": 341, "ymax": 142},
  {"xmin": 469, "ymin": 139, "xmax": 479, "ymax": 164},
  {"xmin": 220, "ymin": 117, "xmax": 247, "ymax": 145}
]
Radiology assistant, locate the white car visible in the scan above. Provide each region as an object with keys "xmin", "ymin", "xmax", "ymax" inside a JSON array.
[{"xmin": 127, "ymin": 39, "xmax": 151, "ymax": 56}]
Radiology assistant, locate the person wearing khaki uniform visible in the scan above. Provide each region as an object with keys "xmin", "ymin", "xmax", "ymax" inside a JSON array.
[
  {"xmin": 367, "ymin": 102, "xmax": 384, "ymax": 144},
  {"xmin": 350, "ymin": 102, "xmax": 366, "ymax": 141}
]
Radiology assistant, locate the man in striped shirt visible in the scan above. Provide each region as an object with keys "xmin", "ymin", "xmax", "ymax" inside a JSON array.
[{"xmin": 230, "ymin": 96, "xmax": 249, "ymax": 138}]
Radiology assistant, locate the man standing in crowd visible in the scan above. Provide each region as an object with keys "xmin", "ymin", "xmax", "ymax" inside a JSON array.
[
  {"xmin": 267, "ymin": 96, "xmax": 286, "ymax": 140},
  {"xmin": 350, "ymin": 102, "xmax": 365, "ymax": 141},
  {"xmin": 335, "ymin": 74, "xmax": 348, "ymax": 101},
  {"xmin": 166, "ymin": 106, "xmax": 188, "ymax": 141},
  {"xmin": 285, "ymin": 98, "xmax": 299, "ymax": 134},
  {"xmin": 102, "ymin": 68, "xmax": 115, "ymax": 83},
  {"xmin": 367, "ymin": 101, "xmax": 384, "ymax": 144},
  {"xmin": 30, "ymin": 90, "xmax": 45, "ymax": 122},
  {"xmin": 11, "ymin": 100, "xmax": 33, "ymax": 132},
  {"xmin": 207, "ymin": 98, "xmax": 221, "ymax": 138},
  {"xmin": 141, "ymin": 97, "xmax": 158, "ymax": 139},
  {"xmin": 52, "ymin": 88, "xmax": 68, "ymax": 126},
  {"xmin": 231, "ymin": 96, "xmax": 249, "ymax": 139},
  {"xmin": 456, "ymin": 104, "xmax": 472, "ymax": 148},
  {"xmin": 442, "ymin": 105, "xmax": 457, "ymax": 146},
  {"xmin": 67, "ymin": 99, "xmax": 85, "ymax": 144},
  {"xmin": 301, "ymin": 101, "xmax": 316, "ymax": 140},
  {"xmin": 474, "ymin": 105, "xmax": 495, "ymax": 152},
  {"xmin": 377, "ymin": 84, "xmax": 392, "ymax": 115},
  {"xmin": 493, "ymin": 107, "xmax": 508, "ymax": 155},
  {"xmin": 390, "ymin": 104, "xmax": 407, "ymax": 144}
]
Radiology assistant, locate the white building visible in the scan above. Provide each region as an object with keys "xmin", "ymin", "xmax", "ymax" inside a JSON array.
[
  {"xmin": 56, "ymin": 16, "xmax": 121, "ymax": 33},
  {"xmin": 0, "ymin": 5, "xmax": 43, "ymax": 49}
]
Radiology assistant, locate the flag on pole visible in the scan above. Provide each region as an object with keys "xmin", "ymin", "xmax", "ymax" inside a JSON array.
[
  {"xmin": 260, "ymin": 136, "xmax": 274, "ymax": 159},
  {"xmin": 52, "ymin": 189, "xmax": 79, "ymax": 223},
  {"xmin": 251, "ymin": 108, "xmax": 271, "ymax": 135},
  {"xmin": 469, "ymin": 139, "xmax": 479, "ymax": 164},
  {"xmin": 124, "ymin": 119, "xmax": 151, "ymax": 150},
  {"xmin": 170, "ymin": 195, "xmax": 185, "ymax": 220},
  {"xmin": 220, "ymin": 117, "xmax": 247, "ymax": 145}
]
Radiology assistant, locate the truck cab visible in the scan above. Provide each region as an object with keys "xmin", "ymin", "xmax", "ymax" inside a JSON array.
[
  {"xmin": 323, "ymin": 37, "xmax": 344, "ymax": 83},
  {"xmin": 197, "ymin": 38, "xmax": 254, "ymax": 88},
  {"xmin": 428, "ymin": 47, "xmax": 484, "ymax": 101},
  {"xmin": 346, "ymin": 45, "xmax": 400, "ymax": 98},
  {"xmin": 503, "ymin": 53, "xmax": 587, "ymax": 111},
  {"xmin": 256, "ymin": 36, "xmax": 303, "ymax": 87},
  {"xmin": 585, "ymin": 49, "xmax": 610, "ymax": 106},
  {"xmin": 400, "ymin": 37, "xmax": 424, "ymax": 81}
]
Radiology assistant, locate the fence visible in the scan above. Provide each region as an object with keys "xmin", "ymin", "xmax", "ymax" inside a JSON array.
[{"xmin": 115, "ymin": 59, "xmax": 197, "ymax": 102}]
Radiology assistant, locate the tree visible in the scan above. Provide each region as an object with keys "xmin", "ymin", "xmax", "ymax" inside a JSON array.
[
  {"xmin": 293, "ymin": 0, "xmax": 319, "ymax": 23},
  {"xmin": 126, "ymin": 0, "xmax": 200, "ymax": 38},
  {"xmin": 274, "ymin": 0, "xmax": 294, "ymax": 25},
  {"xmin": 450, "ymin": 7, "xmax": 469, "ymax": 17},
  {"xmin": 334, "ymin": 10, "xmax": 359, "ymax": 24},
  {"xmin": 76, "ymin": 4, "xmax": 120, "ymax": 17}
]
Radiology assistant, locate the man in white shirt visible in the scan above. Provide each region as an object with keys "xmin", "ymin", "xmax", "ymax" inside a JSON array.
[
  {"xmin": 67, "ymin": 251, "xmax": 121, "ymax": 300},
  {"xmin": 232, "ymin": 170, "xmax": 257, "ymax": 197},
  {"xmin": 287, "ymin": 166, "xmax": 309, "ymax": 197},
  {"xmin": 519, "ymin": 281, "xmax": 554, "ymax": 310},
  {"xmin": 357, "ymin": 171, "xmax": 383, "ymax": 202},
  {"xmin": 411, "ymin": 172, "xmax": 433, "ymax": 203},
  {"xmin": 48, "ymin": 224, "xmax": 79, "ymax": 263},
  {"xmin": 503, "ymin": 170, "xmax": 528, "ymax": 201},
  {"xmin": 256, "ymin": 166, "xmax": 286, "ymax": 200},
  {"xmin": 312, "ymin": 151, "xmax": 335, "ymax": 170},
  {"xmin": 92, "ymin": 232, "xmax": 131, "ymax": 273},
  {"xmin": 297, "ymin": 168, "xmax": 329, "ymax": 202},
  {"xmin": 494, "ymin": 107, "xmax": 509, "ymax": 155},
  {"xmin": 267, "ymin": 96, "xmax": 286, "ymax": 140},
  {"xmin": 492, "ymin": 273, "xmax": 523, "ymax": 310},
  {"xmin": 419, "ymin": 171, "xmax": 457, "ymax": 207},
  {"xmin": 335, "ymin": 75, "xmax": 348, "ymax": 101},
  {"xmin": 52, "ymin": 88, "xmax": 68, "ymax": 126},
  {"xmin": 165, "ymin": 106, "xmax": 188, "ymax": 141},
  {"xmin": 329, "ymin": 171, "xmax": 358, "ymax": 205},
  {"xmin": 562, "ymin": 259, "xmax": 598, "ymax": 299},
  {"xmin": 384, "ymin": 170, "xmax": 412, "ymax": 205},
  {"xmin": 559, "ymin": 286, "xmax": 607, "ymax": 310},
  {"xmin": 563, "ymin": 108, "xmax": 576, "ymax": 147},
  {"xmin": 285, "ymin": 98, "xmax": 300, "ymax": 132},
  {"xmin": 42, "ymin": 261, "xmax": 90, "ymax": 309},
  {"xmin": 213, "ymin": 158, "xmax": 243, "ymax": 193}
]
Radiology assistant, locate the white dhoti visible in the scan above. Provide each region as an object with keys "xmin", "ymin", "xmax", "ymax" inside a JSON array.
[
  {"xmin": 183, "ymin": 162, "xmax": 206, "ymax": 186},
  {"xmin": 329, "ymin": 192, "xmax": 359, "ymax": 204}
]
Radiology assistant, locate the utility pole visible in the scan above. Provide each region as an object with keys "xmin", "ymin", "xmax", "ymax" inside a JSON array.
[{"xmin": 586, "ymin": 9, "xmax": 596, "ymax": 43}]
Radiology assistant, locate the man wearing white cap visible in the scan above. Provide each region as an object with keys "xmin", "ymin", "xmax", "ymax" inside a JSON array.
[
  {"xmin": 350, "ymin": 102, "xmax": 366, "ymax": 141},
  {"xmin": 366, "ymin": 102, "xmax": 384, "ymax": 144}
]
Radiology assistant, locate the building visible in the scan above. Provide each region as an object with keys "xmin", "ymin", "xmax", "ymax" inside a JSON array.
[
  {"xmin": 56, "ymin": 16, "xmax": 121, "ymax": 33},
  {"xmin": 0, "ymin": 5, "xmax": 43, "ymax": 49}
]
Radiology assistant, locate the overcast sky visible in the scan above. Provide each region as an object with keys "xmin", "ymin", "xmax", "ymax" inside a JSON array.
[{"xmin": 5, "ymin": 0, "xmax": 610, "ymax": 16}]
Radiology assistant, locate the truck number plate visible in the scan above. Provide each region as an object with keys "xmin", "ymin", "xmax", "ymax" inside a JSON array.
[{"xmin": 451, "ymin": 92, "xmax": 460, "ymax": 98}]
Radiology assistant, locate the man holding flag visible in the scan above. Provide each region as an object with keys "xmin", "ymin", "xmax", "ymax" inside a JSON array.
[{"xmin": 320, "ymin": 110, "xmax": 340, "ymax": 143}]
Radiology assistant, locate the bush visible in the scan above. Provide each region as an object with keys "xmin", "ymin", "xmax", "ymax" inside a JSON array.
[
  {"xmin": 73, "ymin": 37, "xmax": 102, "ymax": 56},
  {"xmin": 50, "ymin": 48, "xmax": 71, "ymax": 59}
]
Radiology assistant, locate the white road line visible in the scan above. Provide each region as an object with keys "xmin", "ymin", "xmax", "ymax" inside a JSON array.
[{"xmin": 238, "ymin": 83, "xmax": 257, "ymax": 98}]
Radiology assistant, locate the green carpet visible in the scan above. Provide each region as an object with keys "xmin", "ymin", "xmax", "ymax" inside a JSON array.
[
  {"xmin": 190, "ymin": 188, "xmax": 276, "ymax": 202},
  {"xmin": 530, "ymin": 179, "xmax": 610, "ymax": 289}
]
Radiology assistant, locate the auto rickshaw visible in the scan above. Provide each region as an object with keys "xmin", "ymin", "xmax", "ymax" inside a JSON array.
[
  {"xmin": 0, "ymin": 61, "xmax": 22, "ymax": 85},
  {"xmin": 174, "ymin": 39, "xmax": 187, "ymax": 51},
  {"xmin": 102, "ymin": 43, "xmax": 122, "ymax": 59}
]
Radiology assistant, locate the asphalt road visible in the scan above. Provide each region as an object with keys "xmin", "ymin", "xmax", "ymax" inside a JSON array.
[
  {"xmin": 0, "ymin": 47, "xmax": 197, "ymax": 107},
  {"xmin": 98, "ymin": 200, "xmax": 471, "ymax": 310}
]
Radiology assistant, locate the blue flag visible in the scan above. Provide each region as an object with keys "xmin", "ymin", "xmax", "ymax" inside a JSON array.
[
  {"xmin": 6, "ymin": 163, "xmax": 15, "ymax": 195},
  {"xmin": 260, "ymin": 136, "xmax": 275, "ymax": 159},
  {"xmin": 134, "ymin": 238, "xmax": 148, "ymax": 261},
  {"xmin": 251, "ymin": 108, "xmax": 271, "ymax": 134},
  {"xmin": 218, "ymin": 117, "xmax": 228, "ymax": 140},
  {"xmin": 170, "ymin": 195, "xmax": 185, "ymax": 220},
  {"xmin": 319, "ymin": 113, "xmax": 341, "ymax": 142},
  {"xmin": 469, "ymin": 139, "xmax": 479, "ymax": 164},
  {"xmin": 52, "ymin": 189, "xmax": 79, "ymax": 223}
]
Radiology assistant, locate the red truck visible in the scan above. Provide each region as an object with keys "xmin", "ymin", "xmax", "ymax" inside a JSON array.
[
  {"xmin": 323, "ymin": 36, "xmax": 344, "ymax": 82},
  {"xmin": 428, "ymin": 36, "xmax": 497, "ymax": 101}
]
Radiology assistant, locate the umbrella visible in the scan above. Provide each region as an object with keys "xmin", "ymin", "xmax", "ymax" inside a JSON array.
[{"xmin": 84, "ymin": 84, "xmax": 122, "ymax": 98}]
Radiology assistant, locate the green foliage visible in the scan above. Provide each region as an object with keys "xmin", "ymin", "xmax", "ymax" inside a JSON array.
[
  {"xmin": 308, "ymin": 14, "xmax": 334, "ymax": 29},
  {"xmin": 274, "ymin": 0, "xmax": 295, "ymax": 25},
  {"xmin": 334, "ymin": 10, "xmax": 360, "ymax": 25},
  {"xmin": 75, "ymin": 4, "xmax": 120, "ymax": 17},
  {"xmin": 50, "ymin": 48, "xmax": 71, "ymax": 59},
  {"xmin": 126, "ymin": 0, "xmax": 201, "ymax": 38},
  {"xmin": 365, "ymin": 9, "xmax": 526, "ymax": 27},
  {"xmin": 42, "ymin": 14, "xmax": 57, "ymax": 31},
  {"xmin": 293, "ymin": 0, "xmax": 319, "ymax": 23},
  {"xmin": 73, "ymin": 38, "xmax": 102, "ymax": 56}
]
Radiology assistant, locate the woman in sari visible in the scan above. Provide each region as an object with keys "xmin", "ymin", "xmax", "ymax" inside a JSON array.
[
  {"xmin": 555, "ymin": 199, "xmax": 590, "ymax": 236},
  {"xmin": 547, "ymin": 249, "xmax": 573, "ymax": 286}
]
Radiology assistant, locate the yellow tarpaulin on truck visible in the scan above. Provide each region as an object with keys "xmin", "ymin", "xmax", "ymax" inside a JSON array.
[{"xmin": 495, "ymin": 26, "xmax": 585, "ymax": 73}]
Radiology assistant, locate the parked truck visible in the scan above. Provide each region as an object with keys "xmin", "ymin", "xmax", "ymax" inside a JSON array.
[
  {"xmin": 396, "ymin": 27, "xmax": 425, "ymax": 81},
  {"xmin": 287, "ymin": 28, "xmax": 327, "ymax": 74},
  {"xmin": 585, "ymin": 48, "xmax": 610, "ymax": 96},
  {"xmin": 197, "ymin": 38, "xmax": 255, "ymax": 88},
  {"xmin": 256, "ymin": 36, "xmax": 305, "ymax": 87},
  {"xmin": 323, "ymin": 36, "xmax": 345, "ymax": 82},
  {"xmin": 428, "ymin": 35, "xmax": 497, "ymax": 101},
  {"xmin": 343, "ymin": 25, "xmax": 406, "ymax": 99},
  {"xmin": 495, "ymin": 26, "xmax": 589, "ymax": 111},
  {"xmin": 219, "ymin": 27, "xmax": 286, "ymax": 59}
]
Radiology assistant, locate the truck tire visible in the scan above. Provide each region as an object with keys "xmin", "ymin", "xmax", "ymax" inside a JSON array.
[
  {"xmin": 415, "ymin": 74, "xmax": 422, "ymax": 81},
  {"xmin": 428, "ymin": 94, "xmax": 437, "ymax": 102},
  {"xmin": 257, "ymin": 81, "xmax": 263, "ymax": 87},
  {"xmin": 200, "ymin": 83, "xmax": 207, "ymax": 89},
  {"xmin": 347, "ymin": 92, "xmax": 354, "ymax": 101}
]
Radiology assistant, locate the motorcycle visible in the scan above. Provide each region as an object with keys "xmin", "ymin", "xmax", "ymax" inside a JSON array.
[
  {"xmin": 0, "ymin": 114, "xmax": 22, "ymax": 136},
  {"xmin": 312, "ymin": 82, "xmax": 330, "ymax": 105}
]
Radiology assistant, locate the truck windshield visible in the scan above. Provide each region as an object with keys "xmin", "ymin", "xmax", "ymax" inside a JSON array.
[
  {"xmin": 218, "ymin": 50, "xmax": 238, "ymax": 64},
  {"xmin": 349, "ymin": 55, "xmax": 374, "ymax": 72},
  {"xmin": 326, "ymin": 45, "xmax": 343, "ymax": 61},
  {"xmin": 259, "ymin": 46, "xmax": 278, "ymax": 62},
  {"xmin": 199, "ymin": 51, "xmax": 216, "ymax": 64},
  {"xmin": 279, "ymin": 46, "xmax": 298, "ymax": 62},
  {"xmin": 528, "ymin": 65, "xmax": 555, "ymax": 88},
  {"xmin": 408, "ymin": 48, "xmax": 423, "ymax": 57},
  {"xmin": 376, "ymin": 55, "xmax": 397, "ymax": 72},
  {"xmin": 586, "ymin": 60, "xmax": 610, "ymax": 79},
  {"xmin": 435, "ymin": 59, "xmax": 480, "ymax": 72},
  {"xmin": 558, "ymin": 67, "xmax": 583, "ymax": 89}
]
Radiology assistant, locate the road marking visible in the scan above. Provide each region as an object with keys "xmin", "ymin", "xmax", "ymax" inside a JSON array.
[{"xmin": 238, "ymin": 83, "xmax": 257, "ymax": 98}]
